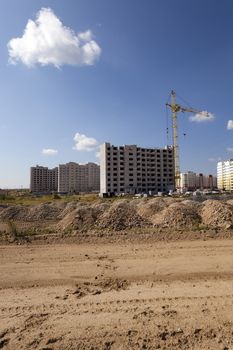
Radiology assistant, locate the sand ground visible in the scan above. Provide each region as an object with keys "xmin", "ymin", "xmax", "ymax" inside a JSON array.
[{"xmin": 0, "ymin": 239, "xmax": 233, "ymax": 349}]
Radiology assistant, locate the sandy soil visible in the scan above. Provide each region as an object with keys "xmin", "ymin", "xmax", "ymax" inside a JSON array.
[{"xmin": 0, "ymin": 239, "xmax": 233, "ymax": 349}]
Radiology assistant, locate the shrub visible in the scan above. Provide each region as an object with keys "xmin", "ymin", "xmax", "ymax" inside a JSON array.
[{"xmin": 7, "ymin": 220, "xmax": 19, "ymax": 239}]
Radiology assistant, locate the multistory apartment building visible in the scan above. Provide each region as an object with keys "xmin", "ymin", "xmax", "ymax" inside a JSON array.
[
  {"xmin": 58, "ymin": 162, "xmax": 100, "ymax": 193},
  {"xmin": 87, "ymin": 162, "xmax": 100, "ymax": 191},
  {"xmin": 180, "ymin": 171, "xmax": 217, "ymax": 192},
  {"xmin": 180, "ymin": 171, "xmax": 197, "ymax": 191},
  {"xmin": 217, "ymin": 160, "xmax": 233, "ymax": 191},
  {"xmin": 30, "ymin": 165, "xmax": 58, "ymax": 193},
  {"xmin": 100, "ymin": 142, "xmax": 175, "ymax": 195}
]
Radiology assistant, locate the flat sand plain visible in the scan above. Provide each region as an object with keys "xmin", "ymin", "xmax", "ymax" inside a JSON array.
[{"xmin": 0, "ymin": 239, "xmax": 233, "ymax": 349}]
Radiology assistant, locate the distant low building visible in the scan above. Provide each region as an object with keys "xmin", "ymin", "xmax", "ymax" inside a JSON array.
[
  {"xmin": 217, "ymin": 160, "xmax": 233, "ymax": 191},
  {"xmin": 180, "ymin": 171, "xmax": 217, "ymax": 192},
  {"xmin": 30, "ymin": 165, "xmax": 58, "ymax": 193}
]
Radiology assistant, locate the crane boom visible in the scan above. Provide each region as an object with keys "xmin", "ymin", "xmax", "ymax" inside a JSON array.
[{"xmin": 166, "ymin": 90, "xmax": 210, "ymax": 190}]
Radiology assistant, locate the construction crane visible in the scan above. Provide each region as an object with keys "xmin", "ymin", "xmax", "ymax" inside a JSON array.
[{"xmin": 166, "ymin": 90, "xmax": 210, "ymax": 190}]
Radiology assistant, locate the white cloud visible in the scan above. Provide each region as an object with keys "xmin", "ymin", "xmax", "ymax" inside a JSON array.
[
  {"xmin": 42, "ymin": 148, "xmax": 58, "ymax": 156},
  {"xmin": 227, "ymin": 120, "xmax": 233, "ymax": 130},
  {"xmin": 189, "ymin": 111, "xmax": 214, "ymax": 123},
  {"xmin": 208, "ymin": 157, "xmax": 221, "ymax": 162},
  {"xmin": 78, "ymin": 30, "xmax": 93, "ymax": 42},
  {"xmin": 95, "ymin": 151, "xmax": 100, "ymax": 159},
  {"xmin": 73, "ymin": 132, "xmax": 99, "ymax": 151},
  {"xmin": 8, "ymin": 8, "xmax": 101, "ymax": 68},
  {"xmin": 227, "ymin": 147, "xmax": 233, "ymax": 153}
]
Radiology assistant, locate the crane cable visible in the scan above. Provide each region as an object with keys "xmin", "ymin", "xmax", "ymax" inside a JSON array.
[
  {"xmin": 175, "ymin": 92, "xmax": 192, "ymax": 109},
  {"xmin": 175, "ymin": 92, "xmax": 192, "ymax": 139}
]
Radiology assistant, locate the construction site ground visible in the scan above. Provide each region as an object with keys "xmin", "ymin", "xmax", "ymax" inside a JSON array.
[
  {"xmin": 0, "ymin": 238, "xmax": 233, "ymax": 350},
  {"xmin": 0, "ymin": 197, "xmax": 233, "ymax": 349}
]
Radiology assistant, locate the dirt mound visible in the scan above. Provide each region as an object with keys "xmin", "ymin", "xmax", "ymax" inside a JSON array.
[
  {"xmin": 226, "ymin": 199, "xmax": 233, "ymax": 206},
  {"xmin": 58, "ymin": 201, "xmax": 80, "ymax": 219},
  {"xmin": 151, "ymin": 203, "xmax": 201, "ymax": 228},
  {"xmin": 57, "ymin": 202, "xmax": 110, "ymax": 232},
  {"xmin": 136, "ymin": 198, "xmax": 168, "ymax": 218},
  {"xmin": 200, "ymin": 200, "xmax": 233, "ymax": 228},
  {"xmin": 0, "ymin": 204, "xmax": 8, "ymax": 212},
  {"xmin": 98, "ymin": 201, "xmax": 149, "ymax": 231},
  {"xmin": 26, "ymin": 203, "xmax": 64, "ymax": 221},
  {"xmin": 181, "ymin": 199, "xmax": 201, "ymax": 207},
  {"xmin": 3, "ymin": 198, "xmax": 233, "ymax": 234},
  {"xmin": 0, "ymin": 205, "xmax": 29, "ymax": 221},
  {"xmin": 0, "ymin": 203, "xmax": 64, "ymax": 222}
]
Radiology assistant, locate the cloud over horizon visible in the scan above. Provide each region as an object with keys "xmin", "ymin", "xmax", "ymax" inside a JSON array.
[
  {"xmin": 42, "ymin": 148, "xmax": 58, "ymax": 156},
  {"xmin": 8, "ymin": 8, "xmax": 101, "ymax": 68},
  {"xmin": 227, "ymin": 120, "xmax": 233, "ymax": 130},
  {"xmin": 73, "ymin": 132, "xmax": 99, "ymax": 151},
  {"xmin": 208, "ymin": 157, "xmax": 221, "ymax": 162},
  {"xmin": 189, "ymin": 111, "xmax": 215, "ymax": 123}
]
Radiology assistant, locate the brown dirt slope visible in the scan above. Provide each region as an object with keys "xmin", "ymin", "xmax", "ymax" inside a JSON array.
[
  {"xmin": 200, "ymin": 199, "xmax": 233, "ymax": 228},
  {"xmin": 98, "ymin": 200, "xmax": 150, "ymax": 231}
]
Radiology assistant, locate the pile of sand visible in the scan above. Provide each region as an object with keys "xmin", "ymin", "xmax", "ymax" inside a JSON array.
[
  {"xmin": 0, "ymin": 204, "xmax": 8, "ymax": 212},
  {"xmin": 181, "ymin": 199, "xmax": 201, "ymax": 208},
  {"xmin": 226, "ymin": 199, "xmax": 233, "ymax": 206},
  {"xmin": 0, "ymin": 203, "xmax": 65, "ymax": 222},
  {"xmin": 2, "ymin": 198, "xmax": 233, "ymax": 234},
  {"xmin": 98, "ymin": 201, "xmax": 149, "ymax": 231},
  {"xmin": 57, "ymin": 202, "xmax": 110, "ymax": 232},
  {"xmin": 26, "ymin": 203, "xmax": 65, "ymax": 221},
  {"xmin": 0, "ymin": 205, "xmax": 29, "ymax": 221},
  {"xmin": 58, "ymin": 201, "xmax": 79, "ymax": 219},
  {"xmin": 200, "ymin": 200, "xmax": 233, "ymax": 228},
  {"xmin": 136, "ymin": 198, "xmax": 169, "ymax": 218},
  {"xmin": 151, "ymin": 202, "xmax": 201, "ymax": 228}
]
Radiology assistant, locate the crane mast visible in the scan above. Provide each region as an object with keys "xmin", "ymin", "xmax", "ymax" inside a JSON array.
[
  {"xmin": 166, "ymin": 90, "xmax": 210, "ymax": 190},
  {"xmin": 170, "ymin": 91, "xmax": 180, "ymax": 188}
]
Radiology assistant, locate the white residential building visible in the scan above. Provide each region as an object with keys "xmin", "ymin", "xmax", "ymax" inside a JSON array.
[
  {"xmin": 30, "ymin": 165, "xmax": 58, "ymax": 193},
  {"xmin": 217, "ymin": 160, "xmax": 233, "ymax": 191},
  {"xmin": 58, "ymin": 162, "xmax": 100, "ymax": 193},
  {"xmin": 100, "ymin": 142, "xmax": 175, "ymax": 194}
]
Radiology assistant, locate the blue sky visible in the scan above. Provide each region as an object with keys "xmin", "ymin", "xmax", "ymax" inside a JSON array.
[{"xmin": 1, "ymin": 0, "xmax": 233, "ymax": 188}]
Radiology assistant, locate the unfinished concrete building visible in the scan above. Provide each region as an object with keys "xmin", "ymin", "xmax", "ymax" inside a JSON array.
[{"xmin": 100, "ymin": 142, "xmax": 175, "ymax": 195}]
